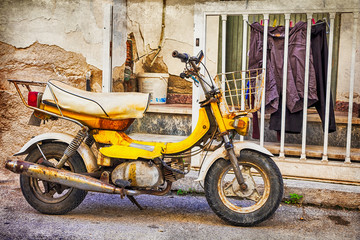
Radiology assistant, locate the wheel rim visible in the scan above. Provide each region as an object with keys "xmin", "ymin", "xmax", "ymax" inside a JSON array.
[
  {"xmin": 29, "ymin": 156, "xmax": 74, "ymax": 204},
  {"xmin": 217, "ymin": 161, "xmax": 270, "ymax": 213}
]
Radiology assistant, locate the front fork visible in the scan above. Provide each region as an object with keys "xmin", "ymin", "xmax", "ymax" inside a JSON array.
[
  {"xmin": 209, "ymin": 101, "xmax": 247, "ymax": 190},
  {"xmin": 223, "ymin": 135, "xmax": 248, "ymax": 191}
]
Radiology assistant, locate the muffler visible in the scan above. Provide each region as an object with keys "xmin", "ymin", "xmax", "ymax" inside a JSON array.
[{"xmin": 5, "ymin": 159, "xmax": 132, "ymax": 196}]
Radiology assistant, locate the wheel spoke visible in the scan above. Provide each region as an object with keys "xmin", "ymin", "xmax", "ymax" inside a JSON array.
[
  {"xmin": 241, "ymin": 166, "xmax": 251, "ymax": 175},
  {"xmin": 223, "ymin": 179, "xmax": 237, "ymax": 197},
  {"xmin": 43, "ymin": 188, "xmax": 57, "ymax": 198},
  {"xmin": 42, "ymin": 181, "xmax": 51, "ymax": 193},
  {"xmin": 246, "ymin": 189, "xmax": 261, "ymax": 202}
]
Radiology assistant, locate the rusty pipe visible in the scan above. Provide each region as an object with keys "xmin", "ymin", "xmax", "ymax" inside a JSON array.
[{"xmin": 5, "ymin": 159, "xmax": 125, "ymax": 195}]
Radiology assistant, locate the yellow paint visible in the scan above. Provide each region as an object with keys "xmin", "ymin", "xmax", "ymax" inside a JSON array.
[
  {"xmin": 164, "ymin": 107, "xmax": 210, "ymax": 154},
  {"xmin": 128, "ymin": 163, "xmax": 137, "ymax": 186},
  {"xmin": 93, "ymin": 131, "xmax": 133, "ymax": 145},
  {"xmin": 99, "ymin": 144, "xmax": 164, "ymax": 159},
  {"xmin": 222, "ymin": 117, "xmax": 235, "ymax": 130},
  {"xmin": 219, "ymin": 112, "xmax": 249, "ymax": 136},
  {"xmin": 210, "ymin": 101, "xmax": 227, "ymax": 133}
]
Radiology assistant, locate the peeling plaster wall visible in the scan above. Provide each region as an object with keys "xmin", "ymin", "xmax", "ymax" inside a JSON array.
[
  {"xmin": 0, "ymin": 0, "xmax": 107, "ymax": 165},
  {"xmin": 0, "ymin": 0, "xmax": 105, "ymax": 69},
  {"xmin": 127, "ymin": 0, "xmax": 194, "ymax": 94}
]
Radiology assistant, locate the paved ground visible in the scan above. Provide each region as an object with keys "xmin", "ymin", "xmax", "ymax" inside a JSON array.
[{"xmin": 0, "ymin": 172, "xmax": 359, "ymax": 240}]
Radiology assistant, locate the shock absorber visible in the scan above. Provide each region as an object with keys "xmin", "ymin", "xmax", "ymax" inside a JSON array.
[{"xmin": 56, "ymin": 126, "xmax": 89, "ymax": 169}]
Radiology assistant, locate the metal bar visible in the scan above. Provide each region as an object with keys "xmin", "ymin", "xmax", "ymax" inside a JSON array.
[
  {"xmin": 233, "ymin": 72, "xmax": 240, "ymax": 110},
  {"xmin": 345, "ymin": 12, "xmax": 359, "ymax": 163},
  {"xmin": 47, "ymin": 83, "xmax": 64, "ymax": 117},
  {"xmin": 221, "ymin": 15, "xmax": 227, "ymax": 92},
  {"xmin": 300, "ymin": 13, "xmax": 313, "ymax": 161},
  {"xmin": 225, "ymin": 74, "xmax": 235, "ymax": 109},
  {"xmin": 321, "ymin": 13, "xmax": 336, "ymax": 162},
  {"xmin": 5, "ymin": 160, "xmax": 124, "ymax": 195},
  {"xmin": 102, "ymin": 4, "xmax": 113, "ymax": 93},
  {"xmin": 260, "ymin": 14, "xmax": 269, "ymax": 147},
  {"xmin": 240, "ymin": 14, "xmax": 249, "ymax": 141},
  {"xmin": 201, "ymin": 8, "xmax": 360, "ymax": 16},
  {"xmin": 8, "ymin": 79, "xmax": 47, "ymax": 86},
  {"xmin": 279, "ymin": 14, "xmax": 291, "ymax": 159},
  {"xmin": 10, "ymin": 80, "xmax": 85, "ymax": 127}
]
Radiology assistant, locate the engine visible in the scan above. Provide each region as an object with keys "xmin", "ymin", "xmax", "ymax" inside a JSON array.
[{"xmin": 111, "ymin": 161, "xmax": 164, "ymax": 188}]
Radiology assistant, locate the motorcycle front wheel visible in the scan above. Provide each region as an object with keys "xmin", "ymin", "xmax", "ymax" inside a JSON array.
[
  {"xmin": 20, "ymin": 142, "xmax": 87, "ymax": 215},
  {"xmin": 204, "ymin": 150, "xmax": 283, "ymax": 226}
]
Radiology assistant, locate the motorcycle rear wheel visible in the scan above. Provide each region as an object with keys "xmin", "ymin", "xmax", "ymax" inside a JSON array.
[
  {"xmin": 204, "ymin": 150, "xmax": 283, "ymax": 226},
  {"xmin": 20, "ymin": 142, "xmax": 87, "ymax": 215}
]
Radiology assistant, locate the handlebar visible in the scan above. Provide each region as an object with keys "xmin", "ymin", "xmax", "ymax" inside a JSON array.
[{"xmin": 172, "ymin": 50, "xmax": 189, "ymax": 63}]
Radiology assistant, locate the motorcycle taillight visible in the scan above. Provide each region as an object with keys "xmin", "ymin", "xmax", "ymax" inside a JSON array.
[{"xmin": 28, "ymin": 91, "xmax": 40, "ymax": 107}]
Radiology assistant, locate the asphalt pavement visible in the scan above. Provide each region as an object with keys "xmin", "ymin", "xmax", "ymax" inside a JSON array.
[{"xmin": 0, "ymin": 171, "xmax": 359, "ymax": 240}]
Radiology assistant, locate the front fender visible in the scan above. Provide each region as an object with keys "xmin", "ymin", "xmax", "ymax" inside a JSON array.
[
  {"xmin": 14, "ymin": 132, "xmax": 98, "ymax": 173},
  {"xmin": 195, "ymin": 141, "xmax": 273, "ymax": 182}
]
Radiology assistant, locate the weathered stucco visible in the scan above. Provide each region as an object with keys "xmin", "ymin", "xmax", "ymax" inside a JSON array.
[
  {"xmin": 0, "ymin": 41, "xmax": 102, "ymax": 91},
  {"xmin": 0, "ymin": 0, "xmax": 105, "ymax": 69},
  {"xmin": 336, "ymin": 13, "xmax": 360, "ymax": 104},
  {"xmin": 127, "ymin": 0, "xmax": 193, "ymax": 94}
]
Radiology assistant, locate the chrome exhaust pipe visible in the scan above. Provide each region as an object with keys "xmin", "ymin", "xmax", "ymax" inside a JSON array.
[{"xmin": 5, "ymin": 159, "xmax": 129, "ymax": 195}]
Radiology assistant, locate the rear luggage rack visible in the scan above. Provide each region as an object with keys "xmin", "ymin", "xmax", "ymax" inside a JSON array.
[{"xmin": 8, "ymin": 79, "xmax": 85, "ymax": 127}]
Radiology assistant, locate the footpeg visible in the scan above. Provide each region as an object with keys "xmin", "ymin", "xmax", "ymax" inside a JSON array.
[{"xmin": 114, "ymin": 179, "xmax": 131, "ymax": 188}]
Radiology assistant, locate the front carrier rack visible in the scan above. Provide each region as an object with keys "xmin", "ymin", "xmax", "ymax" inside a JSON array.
[{"xmin": 214, "ymin": 68, "xmax": 265, "ymax": 116}]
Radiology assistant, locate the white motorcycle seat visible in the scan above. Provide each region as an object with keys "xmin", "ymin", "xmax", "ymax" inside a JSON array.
[{"xmin": 42, "ymin": 80, "xmax": 150, "ymax": 120}]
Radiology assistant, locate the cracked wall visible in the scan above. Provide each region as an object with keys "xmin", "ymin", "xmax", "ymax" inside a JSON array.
[
  {"xmin": 0, "ymin": 41, "xmax": 103, "ymax": 165},
  {"xmin": 0, "ymin": 41, "xmax": 102, "ymax": 91},
  {"xmin": 0, "ymin": 0, "xmax": 104, "ymax": 69},
  {"xmin": 127, "ymin": 0, "xmax": 194, "ymax": 95},
  {"xmin": 0, "ymin": 0, "xmax": 106, "ymax": 165}
]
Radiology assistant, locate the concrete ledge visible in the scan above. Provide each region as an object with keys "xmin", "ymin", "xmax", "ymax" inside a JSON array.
[
  {"xmin": 147, "ymin": 104, "xmax": 192, "ymax": 115},
  {"xmin": 171, "ymin": 171, "xmax": 360, "ymax": 210}
]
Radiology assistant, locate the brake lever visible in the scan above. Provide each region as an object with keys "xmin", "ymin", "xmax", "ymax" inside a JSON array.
[
  {"xmin": 190, "ymin": 75, "xmax": 200, "ymax": 87},
  {"xmin": 179, "ymin": 72, "xmax": 199, "ymax": 87}
]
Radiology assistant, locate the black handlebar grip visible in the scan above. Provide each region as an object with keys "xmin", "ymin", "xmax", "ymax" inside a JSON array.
[{"xmin": 172, "ymin": 50, "xmax": 189, "ymax": 63}]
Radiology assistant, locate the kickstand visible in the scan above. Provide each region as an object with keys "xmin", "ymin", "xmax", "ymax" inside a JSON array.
[{"xmin": 127, "ymin": 195, "xmax": 146, "ymax": 210}]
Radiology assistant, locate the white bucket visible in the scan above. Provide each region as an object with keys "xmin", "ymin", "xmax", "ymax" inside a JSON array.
[{"xmin": 138, "ymin": 73, "xmax": 169, "ymax": 104}]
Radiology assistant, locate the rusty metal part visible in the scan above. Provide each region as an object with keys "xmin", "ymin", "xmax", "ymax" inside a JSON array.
[
  {"xmin": 5, "ymin": 159, "xmax": 172, "ymax": 197},
  {"xmin": 56, "ymin": 126, "xmax": 88, "ymax": 169},
  {"xmin": 98, "ymin": 118, "xmax": 134, "ymax": 131},
  {"xmin": 127, "ymin": 195, "xmax": 145, "ymax": 210},
  {"xmin": 100, "ymin": 171, "xmax": 110, "ymax": 184},
  {"xmin": 111, "ymin": 161, "xmax": 164, "ymax": 188},
  {"xmin": 200, "ymin": 97, "xmax": 218, "ymax": 107},
  {"xmin": 226, "ymin": 144, "xmax": 247, "ymax": 190},
  {"xmin": 9, "ymin": 79, "xmax": 85, "ymax": 127},
  {"xmin": 129, "ymin": 181, "xmax": 172, "ymax": 196},
  {"xmin": 163, "ymin": 158, "xmax": 185, "ymax": 182},
  {"xmin": 8, "ymin": 79, "xmax": 47, "ymax": 87},
  {"xmin": 218, "ymin": 163, "xmax": 270, "ymax": 213},
  {"xmin": 5, "ymin": 159, "xmax": 124, "ymax": 195},
  {"xmin": 84, "ymin": 135, "xmax": 95, "ymax": 147}
]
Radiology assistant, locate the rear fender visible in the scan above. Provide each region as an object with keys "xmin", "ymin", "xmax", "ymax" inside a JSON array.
[
  {"xmin": 195, "ymin": 141, "xmax": 273, "ymax": 182},
  {"xmin": 14, "ymin": 132, "xmax": 98, "ymax": 173}
]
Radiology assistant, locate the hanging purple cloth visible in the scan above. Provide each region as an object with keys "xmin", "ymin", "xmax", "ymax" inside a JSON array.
[
  {"xmin": 311, "ymin": 21, "xmax": 336, "ymax": 133},
  {"xmin": 249, "ymin": 21, "xmax": 318, "ymax": 135}
]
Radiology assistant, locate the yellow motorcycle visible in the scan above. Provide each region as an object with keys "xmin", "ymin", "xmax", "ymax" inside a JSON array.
[{"xmin": 5, "ymin": 50, "xmax": 283, "ymax": 226}]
